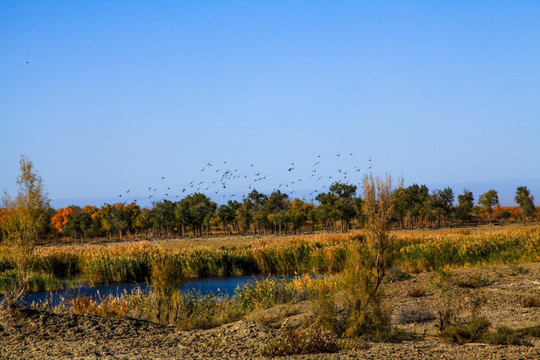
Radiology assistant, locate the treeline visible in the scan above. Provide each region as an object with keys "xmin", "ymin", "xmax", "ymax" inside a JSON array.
[{"xmin": 0, "ymin": 182, "xmax": 538, "ymax": 243}]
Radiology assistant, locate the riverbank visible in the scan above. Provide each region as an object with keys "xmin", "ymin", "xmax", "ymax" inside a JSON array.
[{"xmin": 2, "ymin": 262, "xmax": 540, "ymax": 359}]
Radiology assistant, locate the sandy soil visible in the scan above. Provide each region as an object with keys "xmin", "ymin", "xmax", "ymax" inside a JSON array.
[{"xmin": 1, "ymin": 263, "xmax": 540, "ymax": 359}]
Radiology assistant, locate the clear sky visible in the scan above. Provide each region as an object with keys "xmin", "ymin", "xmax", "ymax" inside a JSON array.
[{"xmin": 1, "ymin": 1, "xmax": 539, "ymax": 207}]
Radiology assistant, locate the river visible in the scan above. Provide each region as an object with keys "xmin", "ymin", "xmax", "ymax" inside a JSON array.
[{"xmin": 17, "ymin": 275, "xmax": 295, "ymax": 307}]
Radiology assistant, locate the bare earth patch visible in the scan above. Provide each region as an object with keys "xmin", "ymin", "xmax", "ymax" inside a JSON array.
[{"xmin": 1, "ymin": 262, "xmax": 540, "ymax": 359}]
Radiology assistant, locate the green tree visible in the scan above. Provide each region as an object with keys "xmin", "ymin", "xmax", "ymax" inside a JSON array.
[
  {"xmin": 236, "ymin": 199, "xmax": 254, "ymax": 235},
  {"xmin": 110, "ymin": 203, "xmax": 130, "ymax": 239},
  {"xmin": 265, "ymin": 190, "xmax": 290, "ymax": 234},
  {"xmin": 478, "ymin": 189, "xmax": 499, "ymax": 225},
  {"xmin": 1, "ymin": 156, "xmax": 51, "ymax": 303},
  {"xmin": 328, "ymin": 182, "xmax": 357, "ymax": 231},
  {"xmin": 135, "ymin": 208, "xmax": 153, "ymax": 236},
  {"xmin": 515, "ymin": 186, "xmax": 535, "ymax": 223},
  {"xmin": 428, "ymin": 187, "xmax": 454, "ymax": 227},
  {"xmin": 217, "ymin": 200, "xmax": 240, "ymax": 234},
  {"xmin": 455, "ymin": 189, "xmax": 474, "ymax": 225},
  {"xmin": 404, "ymin": 184, "xmax": 429, "ymax": 228},
  {"xmin": 287, "ymin": 198, "xmax": 314, "ymax": 234},
  {"xmin": 392, "ymin": 187, "xmax": 408, "ymax": 229},
  {"xmin": 175, "ymin": 194, "xmax": 216, "ymax": 236},
  {"xmin": 63, "ymin": 206, "xmax": 93, "ymax": 241},
  {"xmin": 247, "ymin": 189, "xmax": 268, "ymax": 235},
  {"xmin": 315, "ymin": 192, "xmax": 337, "ymax": 231},
  {"xmin": 153, "ymin": 200, "xmax": 177, "ymax": 237}
]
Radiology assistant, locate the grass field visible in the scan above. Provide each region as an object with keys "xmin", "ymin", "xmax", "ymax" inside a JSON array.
[{"xmin": 1, "ymin": 225, "xmax": 538, "ymax": 293}]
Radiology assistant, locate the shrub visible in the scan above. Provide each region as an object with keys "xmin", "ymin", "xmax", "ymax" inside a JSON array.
[
  {"xmin": 70, "ymin": 295, "xmax": 93, "ymax": 314},
  {"xmin": 173, "ymin": 292, "xmax": 244, "ymax": 330},
  {"xmin": 520, "ymin": 325, "xmax": 540, "ymax": 338},
  {"xmin": 520, "ymin": 295, "xmax": 540, "ymax": 308},
  {"xmin": 236, "ymin": 278, "xmax": 298, "ymax": 311},
  {"xmin": 487, "ymin": 326, "xmax": 528, "ymax": 346},
  {"xmin": 457, "ymin": 273, "xmax": 494, "ymax": 289},
  {"xmin": 69, "ymin": 293, "xmax": 130, "ymax": 317},
  {"xmin": 151, "ymin": 253, "xmax": 185, "ymax": 325},
  {"xmin": 439, "ymin": 317, "xmax": 491, "ymax": 344},
  {"xmin": 261, "ymin": 321, "xmax": 339, "ymax": 356},
  {"xmin": 509, "ymin": 264, "xmax": 529, "ymax": 276},
  {"xmin": 407, "ymin": 286, "xmax": 427, "ymax": 298},
  {"xmin": 431, "ymin": 271, "xmax": 463, "ymax": 331}
]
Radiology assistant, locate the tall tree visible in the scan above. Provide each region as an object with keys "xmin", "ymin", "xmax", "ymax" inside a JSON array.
[
  {"xmin": 152, "ymin": 200, "xmax": 177, "ymax": 237},
  {"xmin": 315, "ymin": 192, "xmax": 337, "ymax": 231},
  {"xmin": 404, "ymin": 184, "xmax": 429, "ymax": 228},
  {"xmin": 478, "ymin": 189, "xmax": 499, "ymax": 225},
  {"xmin": 217, "ymin": 200, "xmax": 240, "ymax": 234},
  {"xmin": 1, "ymin": 156, "xmax": 51, "ymax": 302},
  {"xmin": 287, "ymin": 198, "xmax": 314, "ymax": 234},
  {"xmin": 455, "ymin": 189, "xmax": 474, "ymax": 224},
  {"xmin": 515, "ymin": 186, "xmax": 535, "ymax": 223},
  {"xmin": 135, "ymin": 208, "xmax": 153, "ymax": 236},
  {"xmin": 265, "ymin": 190, "xmax": 290, "ymax": 234},
  {"xmin": 236, "ymin": 199, "xmax": 254, "ymax": 235},
  {"xmin": 329, "ymin": 182, "xmax": 357, "ymax": 231},
  {"xmin": 247, "ymin": 189, "xmax": 268, "ymax": 235},
  {"xmin": 428, "ymin": 187, "xmax": 454, "ymax": 227},
  {"xmin": 63, "ymin": 206, "xmax": 93, "ymax": 241},
  {"xmin": 392, "ymin": 187, "xmax": 408, "ymax": 229},
  {"xmin": 175, "ymin": 194, "xmax": 216, "ymax": 236}
]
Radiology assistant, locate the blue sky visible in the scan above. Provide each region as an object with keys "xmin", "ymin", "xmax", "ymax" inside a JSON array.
[{"xmin": 1, "ymin": 1, "xmax": 539, "ymax": 207}]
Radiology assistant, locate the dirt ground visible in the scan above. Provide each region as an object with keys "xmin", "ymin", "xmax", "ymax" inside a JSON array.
[{"xmin": 1, "ymin": 262, "xmax": 540, "ymax": 359}]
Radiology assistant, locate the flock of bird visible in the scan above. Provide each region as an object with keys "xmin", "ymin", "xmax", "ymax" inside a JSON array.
[{"xmin": 116, "ymin": 153, "xmax": 373, "ymax": 205}]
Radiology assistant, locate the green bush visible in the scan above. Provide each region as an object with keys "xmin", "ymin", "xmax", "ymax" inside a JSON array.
[
  {"xmin": 487, "ymin": 326, "xmax": 528, "ymax": 346},
  {"xmin": 439, "ymin": 317, "xmax": 491, "ymax": 344},
  {"xmin": 520, "ymin": 325, "xmax": 540, "ymax": 338}
]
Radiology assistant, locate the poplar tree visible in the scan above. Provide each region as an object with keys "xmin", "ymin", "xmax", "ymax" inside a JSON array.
[
  {"xmin": 478, "ymin": 189, "xmax": 499, "ymax": 225},
  {"xmin": 515, "ymin": 186, "xmax": 535, "ymax": 223},
  {"xmin": 2, "ymin": 156, "xmax": 50, "ymax": 304}
]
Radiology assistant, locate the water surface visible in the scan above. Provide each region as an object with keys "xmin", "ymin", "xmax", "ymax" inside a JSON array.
[{"xmin": 19, "ymin": 275, "xmax": 294, "ymax": 307}]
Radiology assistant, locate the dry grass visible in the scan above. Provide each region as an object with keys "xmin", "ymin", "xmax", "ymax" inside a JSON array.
[
  {"xmin": 407, "ymin": 286, "xmax": 427, "ymax": 298},
  {"xmin": 520, "ymin": 295, "xmax": 540, "ymax": 308}
]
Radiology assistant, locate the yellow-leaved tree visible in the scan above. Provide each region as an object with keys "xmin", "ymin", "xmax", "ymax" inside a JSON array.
[{"xmin": 2, "ymin": 155, "xmax": 51, "ymax": 306}]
